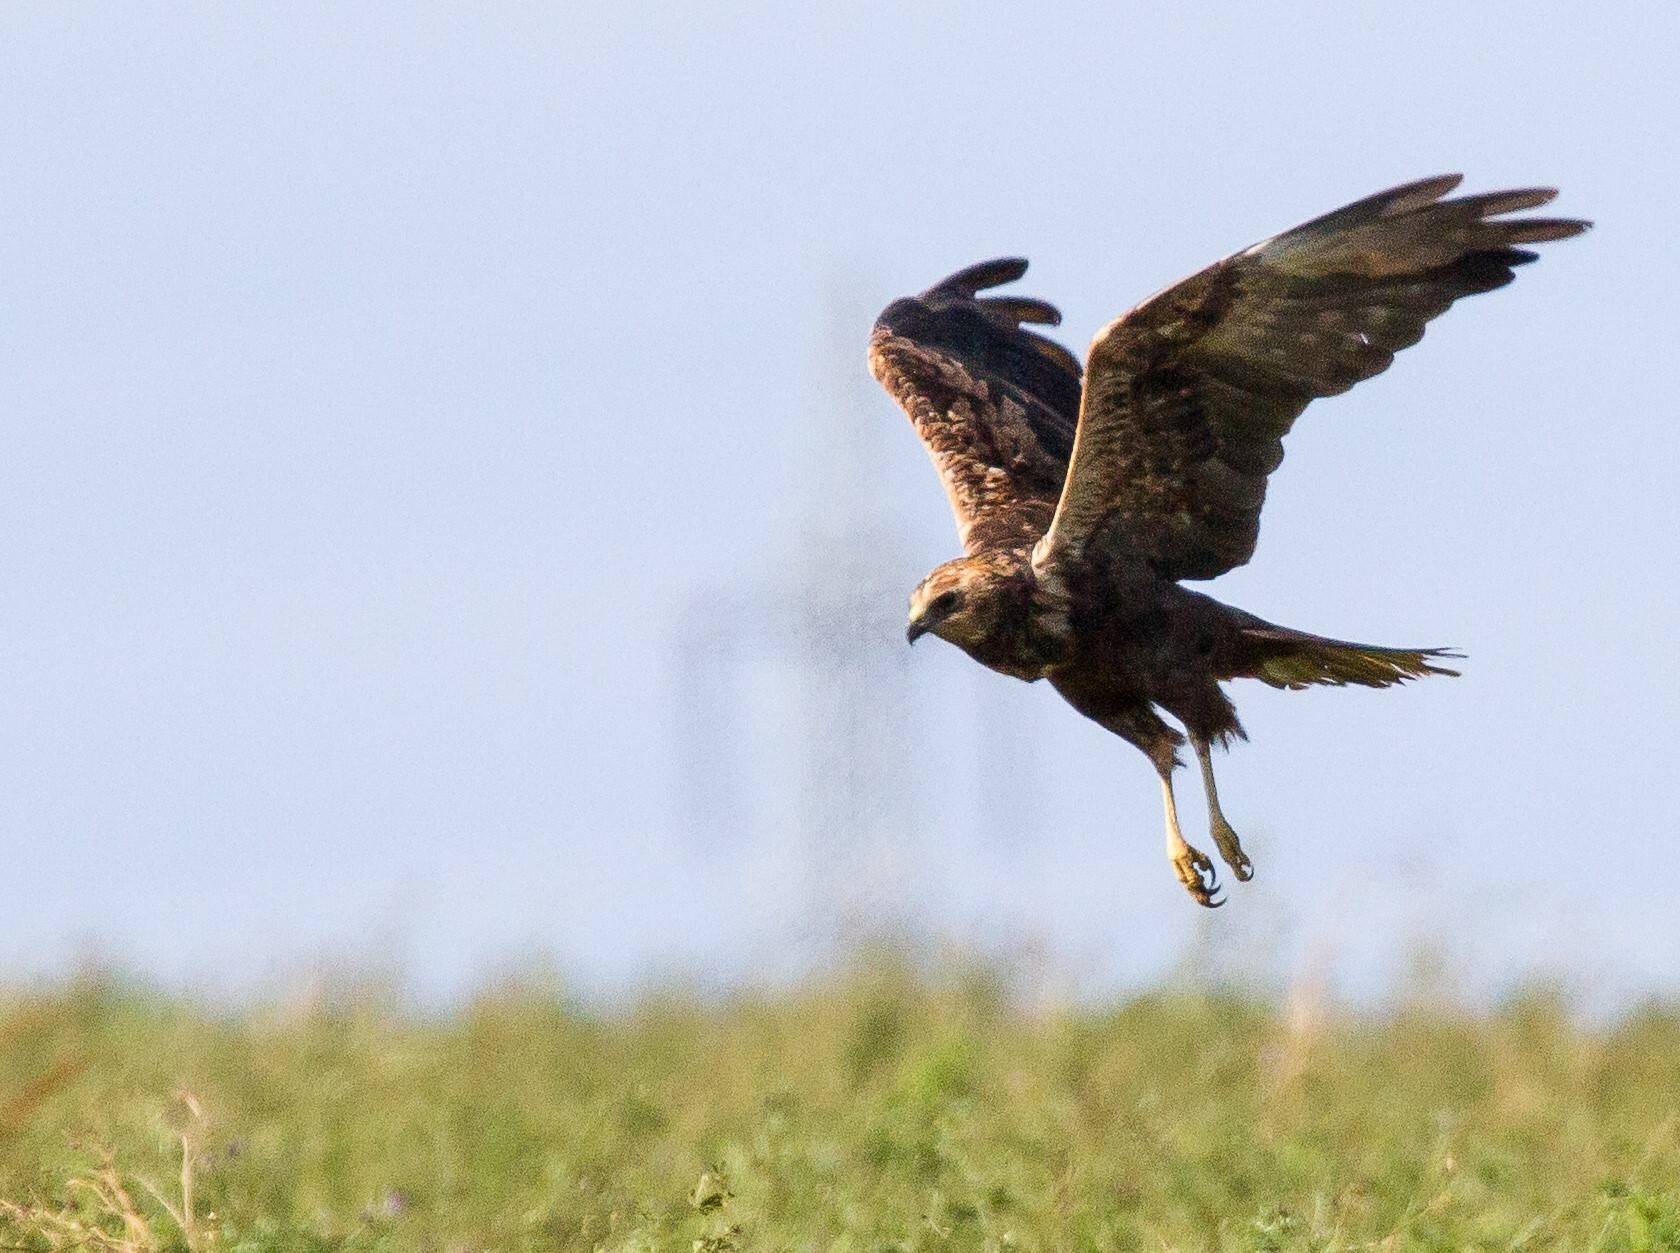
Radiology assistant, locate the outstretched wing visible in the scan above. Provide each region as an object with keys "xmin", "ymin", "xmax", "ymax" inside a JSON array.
[
  {"xmin": 1033, "ymin": 175, "xmax": 1590, "ymax": 582},
  {"xmin": 869, "ymin": 259, "xmax": 1083, "ymax": 553}
]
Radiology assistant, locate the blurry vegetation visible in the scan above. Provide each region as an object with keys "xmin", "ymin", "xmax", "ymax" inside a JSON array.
[{"xmin": 2, "ymin": 958, "xmax": 1679, "ymax": 1251}]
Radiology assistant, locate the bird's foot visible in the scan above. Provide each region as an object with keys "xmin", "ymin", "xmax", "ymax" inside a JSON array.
[
  {"xmin": 1210, "ymin": 819, "xmax": 1255, "ymax": 882},
  {"xmin": 1169, "ymin": 838, "xmax": 1223, "ymax": 908}
]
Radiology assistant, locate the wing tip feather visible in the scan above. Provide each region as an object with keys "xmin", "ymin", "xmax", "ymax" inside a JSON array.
[
  {"xmin": 1379, "ymin": 172, "xmax": 1465, "ymax": 215},
  {"xmin": 981, "ymin": 295, "xmax": 1062, "ymax": 326},
  {"xmin": 927, "ymin": 257, "xmax": 1030, "ymax": 299}
]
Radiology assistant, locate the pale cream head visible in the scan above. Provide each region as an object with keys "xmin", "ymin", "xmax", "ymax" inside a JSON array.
[{"xmin": 905, "ymin": 557, "xmax": 996, "ymax": 649}]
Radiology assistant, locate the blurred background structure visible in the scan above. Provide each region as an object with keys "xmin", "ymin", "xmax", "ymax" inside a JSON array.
[
  {"xmin": 2, "ymin": 3, "xmax": 1676, "ymax": 1008},
  {"xmin": 670, "ymin": 306, "xmax": 1047, "ymax": 936}
]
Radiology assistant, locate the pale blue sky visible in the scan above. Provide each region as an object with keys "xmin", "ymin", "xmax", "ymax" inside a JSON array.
[{"xmin": 3, "ymin": 3, "xmax": 1675, "ymax": 1005}]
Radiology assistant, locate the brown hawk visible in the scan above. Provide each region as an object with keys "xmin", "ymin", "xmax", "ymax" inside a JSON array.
[{"xmin": 869, "ymin": 175, "xmax": 1587, "ymax": 906}]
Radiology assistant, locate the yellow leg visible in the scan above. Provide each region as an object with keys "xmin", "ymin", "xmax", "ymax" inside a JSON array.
[
  {"xmin": 1192, "ymin": 734, "xmax": 1254, "ymax": 882},
  {"xmin": 1161, "ymin": 770, "xmax": 1221, "ymax": 907}
]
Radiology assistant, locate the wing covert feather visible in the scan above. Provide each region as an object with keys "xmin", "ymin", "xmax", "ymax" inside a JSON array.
[{"xmin": 868, "ymin": 259, "xmax": 1082, "ymax": 553}]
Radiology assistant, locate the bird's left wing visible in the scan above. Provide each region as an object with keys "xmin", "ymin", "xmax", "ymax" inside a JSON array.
[
  {"xmin": 869, "ymin": 259, "xmax": 1083, "ymax": 553},
  {"xmin": 1032, "ymin": 175, "xmax": 1589, "ymax": 583}
]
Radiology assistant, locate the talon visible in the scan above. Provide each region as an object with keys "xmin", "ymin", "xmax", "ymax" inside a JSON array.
[
  {"xmin": 1171, "ymin": 844, "xmax": 1222, "ymax": 906},
  {"xmin": 1210, "ymin": 821, "xmax": 1255, "ymax": 882}
]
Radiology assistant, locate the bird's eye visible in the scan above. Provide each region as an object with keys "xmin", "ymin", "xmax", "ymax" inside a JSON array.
[{"xmin": 930, "ymin": 590, "xmax": 961, "ymax": 615}]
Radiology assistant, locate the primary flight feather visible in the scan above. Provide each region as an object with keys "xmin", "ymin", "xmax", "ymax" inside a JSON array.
[{"xmin": 869, "ymin": 174, "xmax": 1588, "ymax": 906}]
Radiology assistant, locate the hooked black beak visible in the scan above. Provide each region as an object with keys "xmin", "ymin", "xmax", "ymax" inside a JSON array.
[{"xmin": 906, "ymin": 618, "xmax": 930, "ymax": 646}]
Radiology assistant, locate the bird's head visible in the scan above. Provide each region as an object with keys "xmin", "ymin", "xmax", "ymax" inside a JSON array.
[{"xmin": 906, "ymin": 557, "xmax": 1002, "ymax": 650}]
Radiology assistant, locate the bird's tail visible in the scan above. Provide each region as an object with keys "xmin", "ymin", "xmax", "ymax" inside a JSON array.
[{"xmin": 1238, "ymin": 626, "xmax": 1462, "ymax": 691}]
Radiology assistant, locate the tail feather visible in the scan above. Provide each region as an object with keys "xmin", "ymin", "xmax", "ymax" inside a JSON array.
[{"xmin": 1241, "ymin": 627, "xmax": 1462, "ymax": 691}]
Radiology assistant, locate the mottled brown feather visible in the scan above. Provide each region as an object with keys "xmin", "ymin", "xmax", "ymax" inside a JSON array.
[
  {"xmin": 1033, "ymin": 175, "xmax": 1590, "ymax": 582},
  {"xmin": 868, "ymin": 259, "xmax": 1081, "ymax": 553}
]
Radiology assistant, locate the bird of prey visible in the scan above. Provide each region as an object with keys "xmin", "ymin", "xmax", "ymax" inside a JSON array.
[{"xmin": 869, "ymin": 175, "xmax": 1587, "ymax": 906}]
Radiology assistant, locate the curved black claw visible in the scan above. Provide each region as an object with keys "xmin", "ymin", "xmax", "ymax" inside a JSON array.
[{"xmin": 1173, "ymin": 846, "xmax": 1222, "ymax": 907}]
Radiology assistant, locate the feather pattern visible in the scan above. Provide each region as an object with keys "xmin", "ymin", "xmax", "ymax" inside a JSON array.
[
  {"xmin": 868, "ymin": 259, "xmax": 1080, "ymax": 552},
  {"xmin": 1031, "ymin": 175, "xmax": 1591, "ymax": 582}
]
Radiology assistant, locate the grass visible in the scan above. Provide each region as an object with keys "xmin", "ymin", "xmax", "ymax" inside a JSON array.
[{"xmin": 2, "ymin": 960, "xmax": 1679, "ymax": 1251}]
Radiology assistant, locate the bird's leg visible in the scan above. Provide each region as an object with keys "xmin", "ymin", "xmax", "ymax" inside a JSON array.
[
  {"xmin": 1159, "ymin": 765, "xmax": 1221, "ymax": 907},
  {"xmin": 1191, "ymin": 733, "xmax": 1254, "ymax": 882}
]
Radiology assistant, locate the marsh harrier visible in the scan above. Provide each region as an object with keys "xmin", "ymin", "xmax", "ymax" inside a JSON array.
[{"xmin": 869, "ymin": 175, "xmax": 1586, "ymax": 906}]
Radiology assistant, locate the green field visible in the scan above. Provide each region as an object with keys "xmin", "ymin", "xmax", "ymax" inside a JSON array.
[{"xmin": 3, "ymin": 961, "xmax": 1678, "ymax": 1252}]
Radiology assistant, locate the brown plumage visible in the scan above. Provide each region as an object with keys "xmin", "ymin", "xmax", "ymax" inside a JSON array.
[{"xmin": 869, "ymin": 175, "xmax": 1588, "ymax": 906}]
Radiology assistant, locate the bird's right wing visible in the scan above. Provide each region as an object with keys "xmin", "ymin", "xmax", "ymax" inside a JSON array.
[
  {"xmin": 1032, "ymin": 175, "xmax": 1589, "ymax": 583},
  {"xmin": 869, "ymin": 259, "xmax": 1083, "ymax": 554}
]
